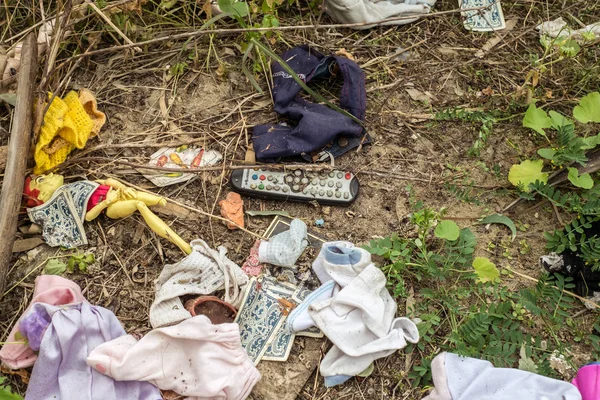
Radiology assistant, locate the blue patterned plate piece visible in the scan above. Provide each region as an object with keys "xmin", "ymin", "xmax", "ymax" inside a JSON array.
[{"xmin": 461, "ymin": 0, "xmax": 506, "ymax": 31}]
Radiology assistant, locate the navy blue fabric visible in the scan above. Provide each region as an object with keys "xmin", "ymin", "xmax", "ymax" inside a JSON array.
[{"xmin": 252, "ymin": 45, "xmax": 370, "ymax": 162}]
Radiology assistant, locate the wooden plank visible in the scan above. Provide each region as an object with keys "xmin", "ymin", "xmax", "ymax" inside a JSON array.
[{"xmin": 0, "ymin": 33, "xmax": 37, "ymax": 296}]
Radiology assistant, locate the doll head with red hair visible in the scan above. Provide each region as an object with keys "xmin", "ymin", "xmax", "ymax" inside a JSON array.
[{"xmin": 23, "ymin": 173, "xmax": 64, "ymax": 207}]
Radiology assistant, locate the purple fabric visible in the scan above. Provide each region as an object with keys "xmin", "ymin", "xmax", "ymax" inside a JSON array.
[
  {"xmin": 252, "ymin": 45, "xmax": 370, "ymax": 162},
  {"xmin": 19, "ymin": 306, "xmax": 53, "ymax": 351},
  {"xmin": 573, "ymin": 363, "xmax": 600, "ymax": 400},
  {"xmin": 21, "ymin": 302, "xmax": 162, "ymax": 400}
]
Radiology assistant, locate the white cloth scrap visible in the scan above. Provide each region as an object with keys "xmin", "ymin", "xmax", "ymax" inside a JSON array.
[
  {"xmin": 289, "ymin": 241, "xmax": 419, "ymax": 384},
  {"xmin": 149, "ymin": 239, "xmax": 248, "ymax": 328},
  {"xmin": 537, "ymin": 17, "xmax": 600, "ymax": 41},
  {"xmin": 325, "ymin": 0, "xmax": 436, "ymax": 29},
  {"xmin": 423, "ymin": 352, "xmax": 582, "ymax": 400},
  {"xmin": 258, "ymin": 218, "xmax": 308, "ymax": 268},
  {"xmin": 88, "ymin": 316, "xmax": 261, "ymax": 400}
]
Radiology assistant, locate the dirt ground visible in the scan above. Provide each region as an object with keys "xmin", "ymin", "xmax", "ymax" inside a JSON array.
[{"xmin": 2, "ymin": 0, "xmax": 600, "ymax": 398}]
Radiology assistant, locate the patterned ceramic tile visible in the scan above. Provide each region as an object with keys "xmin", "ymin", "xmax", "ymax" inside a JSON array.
[
  {"xmin": 28, "ymin": 189, "xmax": 87, "ymax": 248},
  {"xmin": 235, "ymin": 277, "xmax": 294, "ymax": 364},
  {"xmin": 461, "ymin": 0, "xmax": 506, "ymax": 31},
  {"xmin": 65, "ymin": 180, "xmax": 99, "ymax": 221}
]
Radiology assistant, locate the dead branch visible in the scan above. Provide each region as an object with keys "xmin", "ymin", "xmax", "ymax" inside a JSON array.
[{"xmin": 0, "ymin": 33, "xmax": 38, "ymax": 296}]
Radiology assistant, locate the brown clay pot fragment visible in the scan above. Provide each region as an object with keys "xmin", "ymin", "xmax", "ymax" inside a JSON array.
[
  {"xmin": 184, "ymin": 296, "xmax": 237, "ymax": 325},
  {"xmin": 218, "ymin": 192, "xmax": 244, "ymax": 229}
]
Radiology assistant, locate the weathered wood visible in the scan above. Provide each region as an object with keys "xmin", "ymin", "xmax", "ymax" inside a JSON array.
[{"xmin": 0, "ymin": 33, "xmax": 37, "ymax": 296}]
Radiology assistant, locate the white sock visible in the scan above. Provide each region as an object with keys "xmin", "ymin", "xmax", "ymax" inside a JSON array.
[{"xmin": 312, "ymin": 241, "xmax": 371, "ymax": 287}]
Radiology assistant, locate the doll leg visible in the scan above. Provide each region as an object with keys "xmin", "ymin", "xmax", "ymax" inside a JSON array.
[
  {"xmin": 104, "ymin": 200, "xmax": 140, "ymax": 219},
  {"xmin": 116, "ymin": 201, "xmax": 191, "ymax": 254}
]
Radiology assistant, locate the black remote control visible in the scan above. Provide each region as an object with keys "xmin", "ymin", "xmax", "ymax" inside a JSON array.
[{"xmin": 230, "ymin": 168, "xmax": 359, "ymax": 206}]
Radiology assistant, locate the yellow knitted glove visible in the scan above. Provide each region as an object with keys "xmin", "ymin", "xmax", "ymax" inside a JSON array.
[
  {"xmin": 61, "ymin": 91, "xmax": 94, "ymax": 149},
  {"xmin": 79, "ymin": 88, "xmax": 106, "ymax": 136},
  {"xmin": 33, "ymin": 91, "xmax": 94, "ymax": 174}
]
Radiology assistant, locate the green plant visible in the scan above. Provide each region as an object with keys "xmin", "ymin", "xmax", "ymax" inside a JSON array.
[
  {"xmin": 364, "ymin": 204, "xmax": 595, "ymax": 387},
  {"xmin": 43, "ymin": 253, "xmax": 95, "ymax": 275},
  {"xmin": 509, "ymin": 93, "xmax": 600, "ymax": 266},
  {"xmin": 0, "ymin": 377, "xmax": 23, "ymax": 400},
  {"xmin": 434, "ymin": 108, "xmax": 498, "ymax": 157}
]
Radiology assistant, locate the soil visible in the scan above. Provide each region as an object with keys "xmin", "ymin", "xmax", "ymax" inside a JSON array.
[
  {"xmin": 191, "ymin": 299, "xmax": 236, "ymax": 324},
  {"xmin": 2, "ymin": 0, "xmax": 600, "ymax": 399}
]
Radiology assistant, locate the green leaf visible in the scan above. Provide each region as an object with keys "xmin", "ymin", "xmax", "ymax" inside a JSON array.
[
  {"xmin": 357, "ymin": 363, "xmax": 374, "ymax": 377},
  {"xmin": 581, "ymin": 133, "xmax": 600, "ymax": 150},
  {"xmin": 548, "ymin": 110, "xmax": 574, "ymax": 131},
  {"xmin": 67, "ymin": 257, "xmax": 76, "ymax": 273},
  {"xmin": 574, "ymin": 92, "xmax": 600, "ymax": 123},
  {"xmin": 508, "ymin": 160, "xmax": 548, "ymax": 191},
  {"xmin": 434, "ymin": 220, "xmax": 460, "ymax": 241},
  {"xmin": 44, "ymin": 259, "xmax": 67, "ymax": 275},
  {"xmin": 558, "ymin": 38, "xmax": 580, "ymax": 57},
  {"xmin": 537, "ymin": 148, "xmax": 556, "ymax": 160},
  {"xmin": 0, "ymin": 93, "xmax": 17, "ymax": 106},
  {"xmin": 523, "ymin": 103, "xmax": 552, "ymax": 136},
  {"xmin": 567, "ymin": 167, "xmax": 594, "ymax": 189},
  {"xmin": 217, "ymin": 0, "xmax": 249, "ymax": 17},
  {"xmin": 159, "ymin": 0, "xmax": 178, "ymax": 9},
  {"xmin": 480, "ymin": 214, "xmax": 517, "ymax": 241},
  {"xmin": 518, "ymin": 343, "xmax": 538, "ymax": 373},
  {"xmin": 261, "ymin": 14, "xmax": 280, "ymax": 28},
  {"xmin": 245, "ymin": 210, "xmax": 290, "ymax": 217},
  {"xmin": 472, "ymin": 257, "xmax": 499, "ymax": 283},
  {"xmin": 0, "ymin": 377, "xmax": 24, "ymax": 400}
]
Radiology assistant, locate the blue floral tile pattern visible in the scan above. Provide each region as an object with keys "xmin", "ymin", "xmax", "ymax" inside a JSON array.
[
  {"xmin": 461, "ymin": 0, "xmax": 506, "ymax": 31},
  {"xmin": 28, "ymin": 181, "xmax": 98, "ymax": 249}
]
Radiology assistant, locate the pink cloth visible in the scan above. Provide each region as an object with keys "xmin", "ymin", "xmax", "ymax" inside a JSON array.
[
  {"xmin": 572, "ymin": 363, "xmax": 600, "ymax": 400},
  {"xmin": 0, "ymin": 275, "xmax": 86, "ymax": 369},
  {"xmin": 87, "ymin": 185, "xmax": 111, "ymax": 211},
  {"xmin": 241, "ymin": 240, "xmax": 265, "ymax": 276},
  {"xmin": 87, "ymin": 315, "xmax": 261, "ymax": 400}
]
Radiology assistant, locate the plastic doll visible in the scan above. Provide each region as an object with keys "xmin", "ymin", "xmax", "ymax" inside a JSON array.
[{"xmin": 24, "ymin": 173, "xmax": 192, "ymax": 254}]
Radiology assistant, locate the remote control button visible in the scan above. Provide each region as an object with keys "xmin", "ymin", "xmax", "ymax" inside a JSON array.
[
  {"xmin": 328, "ymin": 181, "xmax": 334, "ymax": 187},
  {"xmin": 250, "ymin": 184, "xmax": 257, "ymax": 189},
  {"xmin": 337, "ymin": 172, "xmax": 343, "ymax": 179},
  {"xmin": 303, "ymin": 189, "xmax": 308, "ymax": 194},
  {"xmin": 312, "ymin": 178, "xmax": 319, "ymax": 185},
  {"xmin": 335, "ymin": 192, "xmax": 341, "ymax": 198},
  {"xmin": 293, "ymin": 177, "xmax": 300, "ymax": 184},
  {"xmin": 327, "ymin": 190, "xmax": 333, "ymax": 197},
  {"xmin": 252, "ymin": 174, "xmax": 258, "ymax": 180},
  {"xmin": 344, "ymin": 192, "xmax": 349, "ymax": 199},
  {"xmin": 345, "ymin": 172, "xmax": 352, "ymax": 180},
  {"xmin": 310, "ymin": 189, "xmax": 317, "ymax": 195},
  {"xmin": 258, "ymin": 184, "xmax": 265, "ymax": 190},
  {"xmin": 320, "ymin": 180, "xmax": 326, "ymax": 186},
  {"xmin": 285, "ymin": 176, "xmax": 293, "ymax": 183},
  {"xmin": 319, "ymin": 190, "xmax": 325, "ymax": 196},
  {"xmin": 266, "ymin": 185, "xmax": 272, "ymax": 190},
  {"xmin": 283, "ymin": 187, "xmax": 289, "ymax": 193},
  {"xmin": 328, "ymin": 171, "xmax": 335, "ymax": 178},
  {"xmin": 301, "ymin": 178, "xmax": 309, "ymax": 184},
  {"xmin": 253, "ymin": 168, "xmax": 259, "ymax": 171},
  {"xmin": 260, "ymin": 175, "xmax": 266, "ymax": 181},
  {"xmin": 267, "ymin": 175, "xmax": 273, "ymax": 181},
  {"xmin": 294, "ymin": 170, "xmax": 302, "ymax": 176},
  {"xmin": 274, "ymin": 185, "xmax": 280, "ymax": 191},
  {"xmin": 292, "ymin": 185, "xmax": 300, "ymax": 191},
  {"xmin": 336, "ymin": 182, "xmax": 342, "ymax": 188}
]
